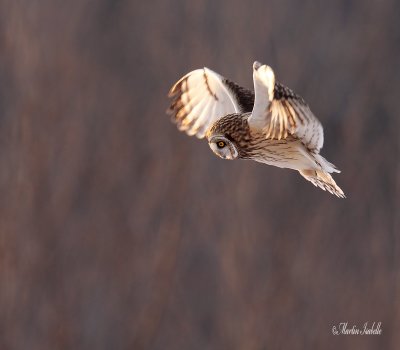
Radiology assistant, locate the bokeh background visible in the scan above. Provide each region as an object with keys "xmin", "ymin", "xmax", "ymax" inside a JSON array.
[{"xmin": 0, "ymin": 0, "xmax": 399, "ymax": 349}]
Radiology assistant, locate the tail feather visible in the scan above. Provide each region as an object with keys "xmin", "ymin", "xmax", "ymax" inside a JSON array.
[
  {"xmin": 299, "ymin": 169, "xmax": 345, "ymax": 198},
  {"xmin": 314, "ymin": 154, "xmax": 340, "ymax": 173}
]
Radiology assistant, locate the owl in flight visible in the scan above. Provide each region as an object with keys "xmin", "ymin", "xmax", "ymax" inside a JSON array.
[{"xmin": 167, "ymin": 61, "xmax": 345, "ymax": 198}]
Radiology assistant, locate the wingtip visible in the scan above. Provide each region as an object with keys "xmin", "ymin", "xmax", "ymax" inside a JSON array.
[
  {"xmin": 167, "ymin": 83, "xmax": 179, "ymax": 97},
  {"xmin": 253, "ymin": 61, "xmax": 262, "ymax": 70},
  {"xmin": 253, "ymin": 61, "xmax": 274, "ymax": 76},
  {"xmin": 168, "ymin": 78, "xmax": 185, "ymax": 97},
  {"xmin": 252, "ymin": 61, "xmax": 275, "ymax": 100}
]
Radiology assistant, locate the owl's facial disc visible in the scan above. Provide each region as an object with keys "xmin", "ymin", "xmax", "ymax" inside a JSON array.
[{"xmin": 208, "ymin": 135, "xmax": 238, "ymax": 160}]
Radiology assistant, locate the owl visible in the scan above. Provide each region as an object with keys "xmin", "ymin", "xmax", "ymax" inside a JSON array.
[{"xmin": 167, "ymin": 61, "xmax": 345, "ymax": 198}]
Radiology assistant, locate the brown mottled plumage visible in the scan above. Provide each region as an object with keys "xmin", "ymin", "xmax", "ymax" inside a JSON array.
[{"xmin": 167, "ymin": 61, "xmax": 345, "ymax": 197}]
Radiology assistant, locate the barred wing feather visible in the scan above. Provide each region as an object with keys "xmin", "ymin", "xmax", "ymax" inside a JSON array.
[
  {"xmin": 248, "ymin": 62, "xmax": 324, "ymax": 152},
  {"xmin": 167, "ymin": 68, "xmax": 247, "ymax": 138}
]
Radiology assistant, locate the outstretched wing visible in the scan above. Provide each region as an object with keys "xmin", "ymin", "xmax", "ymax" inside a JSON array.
[
  {"xmin": 248, "ymin": 61, "xmax": 324, "ymax": 151},
  {"xmin": 167, "ymin": 68, "xmax": 254, "ymax": 138}
]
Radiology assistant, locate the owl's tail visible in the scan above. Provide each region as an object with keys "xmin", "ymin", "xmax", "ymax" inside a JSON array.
[{"xmin": 299, "ymin": 169, "xmax": 345, "ymax": 198}]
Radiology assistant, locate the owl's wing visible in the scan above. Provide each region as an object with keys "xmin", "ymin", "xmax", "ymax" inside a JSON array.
[
  {"xmin": 247, "ymin": 61, "xmax": 324, "ymax": 151},
  {"xmin": 167, "ymin": 68, "xmax": 254, "ymax": 138}
]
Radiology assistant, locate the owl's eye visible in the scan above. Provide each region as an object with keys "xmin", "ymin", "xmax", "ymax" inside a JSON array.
[{"xmin": 217, "ymin": 141, "xmax": 226, "ymax": 149}]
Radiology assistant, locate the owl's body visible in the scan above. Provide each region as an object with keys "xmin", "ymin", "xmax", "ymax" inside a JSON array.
[
  {"xmin": 168, "ymin": 61, "xmax": 345, "ymax": 198},
  {"xmin": 207, "ymin": 113, "xmax": 313, "ymax": 169}
]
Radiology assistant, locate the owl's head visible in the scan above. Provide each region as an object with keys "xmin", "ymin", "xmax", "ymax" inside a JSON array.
[
  {"xmin": 206, "ymin": 113, "xmax": 251, "ymax": 160},
  {"xmin": 208, "ymin": 135, "xmax": 239, "ymax": 160}
]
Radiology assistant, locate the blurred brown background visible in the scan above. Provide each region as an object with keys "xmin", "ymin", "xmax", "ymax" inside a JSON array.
[{"xmin": 0, "ymin": 0, "xmax": 399, "ymax": 349}]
